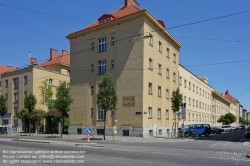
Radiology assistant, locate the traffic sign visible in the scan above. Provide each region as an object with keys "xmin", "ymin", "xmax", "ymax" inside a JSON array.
[
  {"xmin": 113, "ymin": 130, "xmax": 117, "ymax": 134},
  {"xmin": 114, "ymin": 115, "xmax": 118, "ymax": 121},
  {"xmin": 86, "ymin": 128, "xmax": 92, "ymax": 134}
]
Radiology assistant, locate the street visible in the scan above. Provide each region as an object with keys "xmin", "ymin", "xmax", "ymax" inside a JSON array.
[{"xmin": 0, "ymin": 130, "xmax": 249, "ymax": 166}]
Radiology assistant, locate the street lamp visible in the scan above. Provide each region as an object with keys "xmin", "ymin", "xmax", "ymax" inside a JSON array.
[{"xmin": 129, "ymin": 34, "xmax": 151, "ymax": 42}]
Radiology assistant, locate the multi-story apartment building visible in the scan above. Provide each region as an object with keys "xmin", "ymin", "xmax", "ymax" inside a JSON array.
[
  {"xmin": 67, "ymin": 0, "xmax": 182, "ymax": 137},
  {"xmin": 0, "ymin": 48, "xmax": 70, "ymax": 131},
  {"xmin": 178, "ymin": 65, "xmax": 214, "ymax": 125}
]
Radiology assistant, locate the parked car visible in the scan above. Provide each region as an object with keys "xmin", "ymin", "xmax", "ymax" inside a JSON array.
[
  {"xmin": 231, "ymin": 126, "xmax": 237, "ymax": 131},
  {"xmin": 240, "ymin": 125, "xmax": 246, "ymax": 130},
  {"xmin": 211, "ymin": 127, "xmax": 222, "ymax": 134},
  {"xmin": 178, "ymin": 124, "xmax": 211, "ymax": 137},
  {"xmin": 220, "ymin": 125, "xmax": 233, "ymax": 132},
  {"xmin": 245, "ymin": 127, "xmax": 250, "ymax": 138},
  {"xmin": 177, "ymin": 126, "xmax": 192, "ymax": 137}
]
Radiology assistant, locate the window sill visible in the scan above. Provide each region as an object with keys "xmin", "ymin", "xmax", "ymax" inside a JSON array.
[
  {"xmin": 148, "ymin": 117, "xmax": 152, "ymax": 119},
  {"xmin": 166, "ymin": 98, "xmax": 169, "ymax": 100},
  {"xmin": 158, "ymin": 73, "xmax": 162, "ymax": 75},
  {"xmin": 149, "ymin": 43, "xmax": 153, "ymax": 47},
  {"xmin": 158, "ymin": 96, "xmax": 161, "ymax": 98},
  {"xmin": 158, "ymin": 50, "xmax": 162, "ymax": 54},
  {"xmin": 148, "ymin": 93, "xmax": 153, "ymax": 95},
  {"xmin": 148, "ymin": 68, "xmax": 153, "ymax": 71},
  {"xmin": 166, "ymin": 77, "xmax": 169, "ymax": 79},
  {"xmin": 166, "ymin": 56, "xmax": 169, "ymax": 59}
]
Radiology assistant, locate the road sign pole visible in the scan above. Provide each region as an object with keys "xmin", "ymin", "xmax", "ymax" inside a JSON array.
[{"xmin": 87, "ymin": 134, "xmax": 90, "ymax": 143}]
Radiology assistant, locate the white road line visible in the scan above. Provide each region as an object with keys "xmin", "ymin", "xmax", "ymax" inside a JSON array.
[
  {"xmin": 112, "ymin": 149, "xmax": 138, "ymax": 152},
  {"xmin": 207, "ymin": 157, "xmax": 221, "ymax": 159},
  {"xmin": 0, "ymin": 146, "xmax": 24, "ymax": 149},
  {"xmin": 152, "ymin": 152, "xmax": 187, "ymax": 156},
  {"xmin": 210, "ymin": 141, "xmax": 223, "ymax": 147},
  {"xmin": 237, "ymin": 137, "xmax": 245, "ymax": 142}
]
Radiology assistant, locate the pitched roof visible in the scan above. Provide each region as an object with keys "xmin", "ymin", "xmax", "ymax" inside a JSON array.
[
  {"xmin": 0, "ymin": 65, "xmax": 16, "ymax": 78},
  {"xmin": 224, "ymin": 90, "xmax": 238, "ymax": 101},
  {"xmin": 40, "ymin": 49, "xmax": 70, "ymax": 68},
  {"xmin": 68, "ymin": 1, "xmax": 144, "ymax": 36}
]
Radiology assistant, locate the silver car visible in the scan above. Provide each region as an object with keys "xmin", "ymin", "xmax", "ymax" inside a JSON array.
[{"xmin": 220, "ymin": 125, "xmax": 233, "ymax": 132}]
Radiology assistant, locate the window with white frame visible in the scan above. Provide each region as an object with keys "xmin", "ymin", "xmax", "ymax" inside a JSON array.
[
  {"xmin": 48, "ymin": 79, "xmax": 53, "ymax": 85},
  {"xmin": 158, "ymin": 64, "xmax": 161, "ymax": 74},
  {"xmin": 196, "ymin": 100, "xmax": 198, "ymax": 107},
  {"xmin": 189, "ymin": 98, "xmax": 191, "ymax": 106},
  {"xmin": 111, "ymin": 37, "xmax": 115, "ymax": 46},
  {"xmin": 14, "ymin": 107, "xmax": 18, "ymax": 116},
  {"xmin": 166, "ymin": 68, "xmax": 169, "ymax": 78},
  {"xmin": 98, "ymin": 107, "xmax": 105, "ymax": 120},
  {"xmin": 193, "ymin": 99, "xmax": 195, "ymax": 107},
  {"xmin": 149, "ymin": 35, "xmax": 153, "ymax": 45},
  {"xmin": 24, "ymin": 76, "xmax": 28, "ymax": 84},
  {"xmin": 199, "ymin": 101, "xmax": 201, "ymax": 108},
  {"xmin": 196, "ymin": 86, "xmax": 198, "ymax": 93},
  {"xmin": 158, "ymin": 42, "xmax": 162, "ymax": 52},
  {"xmin": 193, "ymin": 84, "xmax": 195, "ymax": 92},
  {"xmin": 184, "ymin": 80, "xmax": 187, "ymax": 87},
  {"xmin": 173, "ymin": 72, "xmax": 176, "ymax": 82},
  {"xmin": 148, "ymin": 83, "xmax": 152, "ymax": 94},
  {"xmin": 203, "ymin": 90, "xmax": 204, "ymax": 96},
  {"xmin": 13, "ymin": 78, "xmax": 18, "ymax": 89},
  {"xmin": 111, "ymin": 60, "xmax": 114, "ymax": 69},
  {"xmin": 166, "ymin": 89, "xmax": 169, "ymax": 99},
  {"xmin": 149, "ymin": 58, "xmax": 152, "ymax": 69},
  {"xmin": 49, "ymin": 95, "xmax": 52, "ymax": 99},
  {"xmin": 148, "ymin": 107, "xmax": 152, "ymax": 117},
  {"xmin": 166, "ymin": 110, "xmax": 169, "ymax": 118},
  {"xmin": 91, "ymin": 86, "xmax": 94, "ymax": 95},
  {"xmin": 98, "ymin": 37, "xmax": 106, "ymax": 53},
  {"xmin": 173, "ymin": 53, "xmax": 176, "ymax": 63},
  {"xmin": 90, "ymin": 108, "xmax": 93, "ymax": 117},
  {"xmin": 14, "ymin": 93, "xmax": 18, "ymax": 102},
  {"xmin": 202, "ymin": 103, "xmax": 204, "ymax": 109},
  {"xmin": 193, "ymin": 114, "xmax": 195, "ymax": 121},
  {"xmin": 189, "ymin": 82, "xmax": 191, "ymax": 90},
  {"xmin": 189, "ymin": 113, "xmax": 191, "ymax": 121},
  {"xmin": 179, "ymin": 76, "xmax": 182, "ymax": 85},
  {"xmin": 158, "ymin": 86, "xmax": 161, "ymax": 97},
  {"xmin": 91, "ymin": 42, "xmax": 95, "ymax": 51},
  {"xmin": 24, "ymin": 91, "xmax": 27, "ymax": 97},
  {"xmin": 5, "ymin": 80, "xmax": 8, "ymax": 87},
  {"xmin": 91, "ymin": 64, "xmax": 94, "ymax": 73},
  {"xmin": 98, "ymin": 60, "xmax": 106, "ymax": 75},
  {"xmin": 200, "ymin": 88, "xmax": 201, "ymax": 95},
  {"xmin": 166, "ymin": 48, "xmax": 169, "ymax": 58},
  {"xmin": 5, "ymin": 94, "xmax": 8, "ymax": 100},
  {"xmin": 158, "ymin": 109, "xmax": 161, "ymax": 118}
]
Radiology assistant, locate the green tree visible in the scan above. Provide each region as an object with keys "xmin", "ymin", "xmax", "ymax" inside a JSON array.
[
  {"xmin": 24, "ymin": 93, "xmax": 37, "ymax": 136},
  {"xmin": 54, "ymin": 81, "xmax": 73, "ymax": 138},
  {"xmin": 217, "ymin": 113, "xmax": 236, "ymax": 125},
  {"xmin": 170, "ymin": 88, "xmax": 183, "ymax": 137},
  {"xmin": 45, "ymin": 108, "xmax": 61, "ymax": 134},
  {"xmin": 39, "ymin": 79, "xmax": 54, "ymax": 108},
  {"xmin": 0, "ymin": 95, "xmax": 8, "ymax": 134},
  {"xmin": 97, "ymin": 74, "xmax": 118, "ymax": 140}
]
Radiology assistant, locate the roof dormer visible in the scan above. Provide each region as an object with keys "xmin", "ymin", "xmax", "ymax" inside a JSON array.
[{"xmin": 98, "ymin": 14, "xmax": 115, "ymax": 24}]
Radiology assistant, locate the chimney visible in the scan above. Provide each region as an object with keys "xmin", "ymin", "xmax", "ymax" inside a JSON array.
[
  {"xmin": 30, "ymin": 57, "xmax": 37, "ymax": 65},
  {"xmin": 124, "ymin": 0, "xmax": 139, "ymax": 8},
  {"xmin": 199, "ymin": 77, "xmax": 208, "ymax": 84},
  {"xmin": 50, "ymin": 48, "xmax": 58, "ymax": 60},
  {"xmin": 225, "ymin": 90, "xmax": 229, "ymax": 94},
  {"xmin": 62, "ymin": 50, "xmax": 69, "ymax": 55},
  {"xmin": 7, "ymin": 64, "xmax": 12, "ymax": 68},
  {"xmin": 157, "ymin": 20, "xmax": 166, "ymax": 28}
]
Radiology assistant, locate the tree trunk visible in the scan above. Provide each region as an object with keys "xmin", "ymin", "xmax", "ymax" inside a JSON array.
[
  {"xmin": 29, "ymin": 114, "xmax": 31, "ymax": 136},
  {"xmin": 175, "ymin": 116, "xmax": 177, "ymax": 138},
  {"xmin": 61, "ymin": 117, "xmax": 64, "ymax": 138},
  {"xmin": 2, "ymin": 116, "xmax": 3, "ymax": 134},
  {"xmin": 103, "ymin": 111, "xmax": 106, "ymax": 140}
]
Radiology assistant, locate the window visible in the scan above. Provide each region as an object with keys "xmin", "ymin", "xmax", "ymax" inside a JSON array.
[
  {"xmin": 90, "ymin": 108, "xmax": 93, "ymax": 117},
  {"xmin": 13, "ymin": 78, "xmax": 18, "ymax": 89},
  {"xmin": 196, "ymin": 100, "xmax": 198, "ymax": 107},
  {"xmin": 111, "ymin": 60, "xmax": 114, "ymax": 69},
  {"xmin": 189, "ymin": 82, "xmax": 191, "ymax": 90},
  {"xmin": 91, "ymin": 64, "xmax": 94, "ymax": 73},
  {"xmin": 5, "ymin": 80, "xmax": 8, "ymax": 87},
  {"xmin": 24, "ymin": 91, "xmax": 27, "ymax": 97},
  {"xmin": 5, "ymin": 94, "xmax": 8, "ymax": 100},
  {"xmin": 193, "ymin": 84, "xmax": 195, "ymax": 92},
  {"xmin": 98, "ymin": 37, "xmax": 106, "ymax": 52},
  {"xmin": 166, "ymin": 48, "xmax": 169, "ymax": 58},
  {"xmin": 158, "ymin": 86, "xmax": 161, "ymax": 97},
  {"xmin": 149, "ymin": 58, "xmax": 152, "ymax": 69},
  {"xmin": 184, "ymin": 80, "xmax": 187, "ymax": 87},
  {"xmin": 184, "ymin": 96, "xmax": 186, "ymax": 103},
  {"xmin": 166, "ymin": 110, "xmax": 169, "ymax": 118},
  {"xmin": 158, "ymin": 129, "xmax": 162, "ymax": 135},
  {"xmin": 188, "ymin": 113, "xmax": 191, "ymax": 121},
  {"xmin": 196, "ymin": 86, "xmax": 198, "ymax": 93},
  {"xmin": 0, "ymin": 81, "xmax": 1, "ymax": 90},
  {"xmin": 14, "ymin": 107, "xmax": 18, "ymax": 116},
  {"xmin": 91, "ymin": 86, "xmax": 94, "ymax": 95},
  {"xmin": 148, "ymin": 83, "xmax": 152, "ymax": 94},
  {"xmin": 67, "ymin": 70, "xmax": 70, "ymax": 76},
  {"xmin": 193, "ymin": 99, "xmax": 195, "ymax": 107},
  {"xmin": 158, "ymin": 42, "xmax": 162, "ymax": 52},
  {"xmin": 173, "ymin": 53, "xmax": 176, "ymax": 63},
  {"xmin": 148, "ymin": 107, "xmax": 152, "ymax": 117},
  {"xmin": 166, "ymin": 89, "xmax": 169, "ymax": 99},
  {"xmin": 149, "ymin": 35, "xmax": 153, "ymax": 45},
  {"xmin": 49, "ymin": 95, "xmax": 52, "ymax": 99},
  {"xmin": 91, "ymin": 42, "xmax": 95, "ymax": 51},
  {"xmin": 158, "ymin": 64, "xmax": 162, "ymax": 74},
  {"xmin": 193, "ymin": 114, "xmax": 195, "ymax": 121},
  {"xmin": 179, "ymin": 77, "xmax": 182, "ymax": 85},
  {"xmin": 200, "ymin": 88, "xmax": 201, "ymax": 95},
  {"xmin": 59, "ymin": 81, "xmax": 61, "ymax": 86},
  {"xmin": 111, "ymin": 37, "xmax": 115, "ymax": 46},
  {"xmin": 48, "ymin": 79, "xmax": 53, "ymax": 85},
  {"xmin": 24, "ymin": 76, "xmax": 28, "ymax": 84},
  {"xmin": 166, "ymin": 68, "xmax": 169, "ymax": 78},
  {"xmin": 199, "ymin": 101, "xmax": 201, "ymax": 108},
  {"xmin": 189, "ymin": 98, "xmax": 191, "ymax": 106},
  {"xmin": 67, "ymin": 83, "xmax": 70, "ymax": 88},
  {"xmin": 173, "ymin": 72, "xmax": 176, "ymax": 82},
  {"xmin": 98, "ymin": 60, "xmax": 106, "ymax": 75},
  {"xmin": 158, "ymin": 109, "xmax": 161, "ymax": 118},
  {"xmin": 14, "ymin": 93, "xmax": 18, "ymax": 102},
  {"xmin": 98, "ymin": 107, "xmax": 105, "ymax": 120},
  {"xmin": 203, "ymin": 90, "xmax": 204, "ymax": 96}
]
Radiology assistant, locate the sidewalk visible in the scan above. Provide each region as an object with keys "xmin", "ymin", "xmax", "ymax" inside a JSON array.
[{"xmin": 243, "ymin": 142, "xmax": 250, "ymax": 148}]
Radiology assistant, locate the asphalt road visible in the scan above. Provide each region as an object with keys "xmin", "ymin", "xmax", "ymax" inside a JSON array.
[{"xmin": 0, "ymin": 130, "xmax": 249, "ymax": 166}]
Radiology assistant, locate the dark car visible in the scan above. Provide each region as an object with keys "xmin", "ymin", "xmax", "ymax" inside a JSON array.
[
  {"xmin": 178, "ymin": 124, "xmax": 211, "ymax": 137},
  {"xmin": 245, "ymin": 127, "xmax": 250, "ymax": 138},
  {"xmin": 240, "ymin": 125, "xmax": 246, "ymax": 130},
  {"xmin": 211, "ymin": 127, "xmax": 222, "ymax": 134}
]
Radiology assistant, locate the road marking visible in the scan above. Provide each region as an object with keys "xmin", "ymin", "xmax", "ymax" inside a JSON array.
[
  {"xmin": 0, "ymin": 146, "xmax": 24, "ymax": 149},
  {"xmin": 210, "ymin": 141, "xmax": 223, "ymax": 147},
  {"xmin": 152, "ymin": 152, "xmax": 187, "ymax": 156},
  {"xmin": 207, "ymin": 157, "xmax": 221, "ymax": 159},
  {"xmin": 0, "ymin": 139, "xmax": 11, "ymax": 141},
  {"xmin": 237, "ymin": 137, "xmax": 245, "ymax": 142},
  {"xmin": 112, "ymin": 149, "xmax": 138, "ymax": 152}
]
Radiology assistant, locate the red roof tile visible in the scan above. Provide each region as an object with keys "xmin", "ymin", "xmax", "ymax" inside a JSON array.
[
  {"xmin": 68, "ymin": 1, "xmax": 143, "ymax": 36},
  {"xmin": 0, "ymin": 65, "xmax": 16, "ymax": 78},
  {"xmin": 40, "ymin": 49, "xmax": 70, "ymax": 68},
  {"xmin": 224, "ymin": 90, "xmax": 238, "ymax": 101}
]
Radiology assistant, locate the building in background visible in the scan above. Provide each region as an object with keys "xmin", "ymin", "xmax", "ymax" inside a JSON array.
[
  {"xmin": 67, "ymin": 0, "xmax": 182, "ymax": 137},
  {"xmin": 0, "ymin": 48, "xmax": 70, "ymax": 132}
]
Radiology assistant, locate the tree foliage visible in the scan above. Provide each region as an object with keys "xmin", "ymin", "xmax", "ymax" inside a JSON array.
[
  {"xmin": 24, "ymin": 93, "xmax": 37, "ymax": 135},
  {"xmin": 97, "ymin": 74, "xmax": 118, "ymax": 140},
  {"xmin": 0, "ymin": 95, "xmax": 8, "ymax": 134},
  {"xmin": 54, "ymin": 81, "xmax": 73, "ymax": 137},
  {"xmin": 239, "ymin": 117, "xmax": 250, "ymax": 125},
  {"xmin": 170, "ymin": 88, "xmax": 183, "ymax": 112},
  {"xmin": 39, "ymin": 79, "xmax": 54, "ymax": 108},
  {"xmin": 217, "ymin": 113, "xmax": 236, "ymax": 125}
]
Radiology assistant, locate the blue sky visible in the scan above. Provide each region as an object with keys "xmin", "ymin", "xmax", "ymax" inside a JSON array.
[{"xmin": 1, "ymin": 0, "xmax": 250, "ymax": 110}]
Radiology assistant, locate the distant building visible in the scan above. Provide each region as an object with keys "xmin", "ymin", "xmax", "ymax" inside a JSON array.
[{"xmin": 0, "ymin": 48, "xmax": 70, "ymax": 132}]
